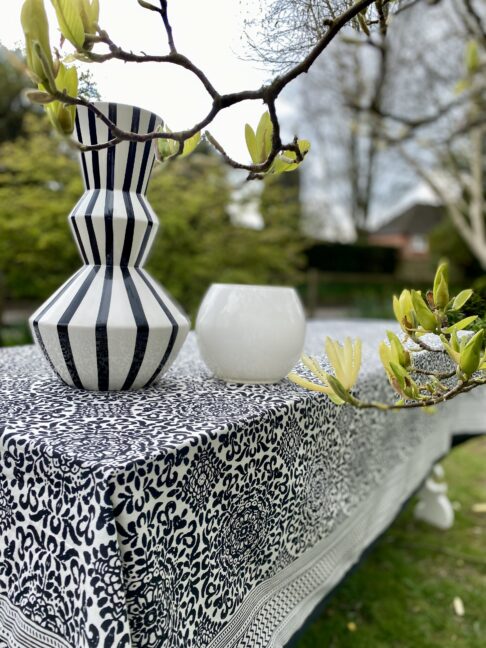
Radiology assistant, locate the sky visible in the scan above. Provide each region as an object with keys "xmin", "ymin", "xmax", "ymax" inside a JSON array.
[{"xmin": 1, "ymin": 0, "xmax": 276, "ymax": 161}]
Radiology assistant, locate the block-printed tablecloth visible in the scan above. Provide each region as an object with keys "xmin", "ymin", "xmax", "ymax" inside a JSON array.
[{"xmin": 0, "ymin": 320, "xmax": 482, "ymax": 648}]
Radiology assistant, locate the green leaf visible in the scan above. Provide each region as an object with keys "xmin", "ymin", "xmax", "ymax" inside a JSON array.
[
  {"xmin": 51, "ymin": 0, "xmax": 86, "ymax": 49},
  {"xmin": 255, "ymin": 111, "xmax": 272, "ymax": 163},
  {"xmin": 443, "ymin": 315, "xmax": 478, "ymax": 333},
  {"xmin": 325, "ymin": 374, "xmax": 350, "ymax": 404},
  {"xmin": 451, "ymin": 289, "xmax": 473, "ymax": 311},
  {"xmin": 466, "ymin": 39, "xmax": 479, "ymax": 74},
  {"xmin": 180, "ymin": 131, "xmax": 201, "ymax": 158},
  {"xmin": 433, "ymin": 261, "xmax": 449, "ymax": 309},
  {"xmin": 245, "ymin": 123, "xmax": 258, "ymax": 164},
  {"xmin": 271, "ymin": 140, "xmax": 311, "ymax": 174}
]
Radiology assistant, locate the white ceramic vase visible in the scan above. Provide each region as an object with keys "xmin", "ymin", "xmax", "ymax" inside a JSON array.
[
  {"xmin": 30, "ymin": 102, "xmax": 190, "ymax": 390},
  {"xmin": 196, "ymin": 284, "xmax": 306, "ymax": 383}
]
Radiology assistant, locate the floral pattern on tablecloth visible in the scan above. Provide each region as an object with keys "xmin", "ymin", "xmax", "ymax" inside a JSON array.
[{"xmin": 0, "ymin": 322, "xmax": 461, "ymax": 648}]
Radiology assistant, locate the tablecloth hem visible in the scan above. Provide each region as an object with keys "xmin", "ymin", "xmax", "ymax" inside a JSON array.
[
  {"xmin": 0, "ymin": 593, "xmax": 74, "ymax": 648},
  {"xmin": 208, "ymin": 427, "xmax": 450, "ymax": 648}
]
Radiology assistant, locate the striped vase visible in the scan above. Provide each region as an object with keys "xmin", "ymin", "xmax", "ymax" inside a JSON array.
[{"xmin": 29, "ymin": 102, "xmax": 190, "ymax": 390}]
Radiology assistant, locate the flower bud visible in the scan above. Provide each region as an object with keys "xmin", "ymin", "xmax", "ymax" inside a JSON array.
[
  {"xmin": 42, "ymin": 63, "xmax": 78, "ymax": 135},
  {"xmin": 459, "ymin": 330, "xmax": 484, "ymax": 377},
  {"xmin": 387, "ymin": 331, "xmax": 411, "ymax": 368},
  {"xmin": 411, "ymin": 290, "xmax": 437, "ymax": 332},
  {"xmin": 434, "ymin": 274, "xmax": 449, "ymax": 310},
  {"xmin": 21, "ymin": 0, "xmax": 54, "ymax": 85}
]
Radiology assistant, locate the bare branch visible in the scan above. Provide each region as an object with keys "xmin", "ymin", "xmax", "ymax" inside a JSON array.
[{"xmin": 158, "ymin": 0, "xmax": 177, "ymax": 54}]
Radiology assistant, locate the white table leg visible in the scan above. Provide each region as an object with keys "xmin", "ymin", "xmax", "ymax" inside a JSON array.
[{"xmin": 414, "ymin": 464, "xmax": 455, "ymax": 530}]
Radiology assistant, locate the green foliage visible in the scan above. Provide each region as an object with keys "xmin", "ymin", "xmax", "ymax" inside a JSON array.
[
  {"xmin": 0, "ymin": 113, "xmax": 82, "ymax": 300},
  {"xmin": 429, "ymin": 217, "xmax": 482, "ymax": 278},
  {"xmin": 0, "ymin": 46, "xmax": 33, "ymax": 143},
  {"xmin": 147, "ymin": 155, "xmax": 305, "ymax": 318},
  {"xmin": 448, "ymin": 275, "xmax": 486, "ymax": 335}
]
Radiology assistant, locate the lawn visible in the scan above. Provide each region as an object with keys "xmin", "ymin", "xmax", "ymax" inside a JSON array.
[{"xmin": 293, "ymin": 436, "xmax": 486, "ymax": 648}]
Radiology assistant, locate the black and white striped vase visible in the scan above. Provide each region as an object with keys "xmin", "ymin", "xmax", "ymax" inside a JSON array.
[{"xmin": 29, "ymin": 102, "xmax": 190, "ymax": 390}]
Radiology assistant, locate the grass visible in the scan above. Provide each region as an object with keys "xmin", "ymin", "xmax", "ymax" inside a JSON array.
[{"xmin": 293, "ymin": 437, "xmax": 486, "ymax": 648}]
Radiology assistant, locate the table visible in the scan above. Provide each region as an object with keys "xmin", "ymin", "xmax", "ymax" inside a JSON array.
[{"xmin": 0, "ymin": 320, "xmax": 484, "ymax": 648}]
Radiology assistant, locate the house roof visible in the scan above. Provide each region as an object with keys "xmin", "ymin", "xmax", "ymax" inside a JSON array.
[{"xmin": 373, "ymin": 203, "xmax": 445, "ymax": 236}]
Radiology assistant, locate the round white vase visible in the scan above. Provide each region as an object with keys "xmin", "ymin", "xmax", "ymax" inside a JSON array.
[
  {"xmin": 195, "ymin": 284, "xmax": 306, "ymax": 384},
  {"xmin": 29, "ymin": 102, "xmax": 190, "ymax": 390}
]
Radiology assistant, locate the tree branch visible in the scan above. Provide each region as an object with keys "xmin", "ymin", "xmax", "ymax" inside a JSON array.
[{"xmin": 158, "ymin": 0, "xmax": 177, "ymax": 53}]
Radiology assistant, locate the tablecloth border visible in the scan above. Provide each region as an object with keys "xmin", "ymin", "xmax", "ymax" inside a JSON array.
[
  {"xmin": 208, "ymin": 427, "xmax": 450, "ymax": 648},
  {"xmin": 0, "ymin": 593, "xmax": 74, "ymax": 648}
]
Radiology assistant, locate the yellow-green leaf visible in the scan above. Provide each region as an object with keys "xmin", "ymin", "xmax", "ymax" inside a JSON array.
[
  {"xmin": 411, "ymin": 290, "xmax": 437, "ymax": 331},
  {"xmin": 287, "ymin": 372, "xmax": 332, "ymax": 394},
  {"xmin": 443, "ymin": 315, "xmax": 478, "ymax": 333},
  {"xmin": 454, "ymin": 78, "xmax": 471, "ymax": 95},
  {"xmin": 51, "ymin": 0, "xmax": 86, "ymax": 49},
  {"xmin": 245, "ymin": 123, "xmax": 258, "ymax": 164},
  {"xmin": 255, "ymin": 111, "xmax": 273, "ymax": 163},
  {"xmin": 466, "ymin": 39, "xmax": 479, "ymax": 74},
  {"xmin": 77, "ymin": 0, "xmax": 99, "ymax": 36},
  {"xmin": 451, "ymin": 289, "xmax": 473, "ymax": 311},
  {"xmin": 322, "ymin": 375, "xmax": 351, "ymax": 404},
  {"xmin": 180, "ymin": 131, "xmax": 201, "ymax": 158}
]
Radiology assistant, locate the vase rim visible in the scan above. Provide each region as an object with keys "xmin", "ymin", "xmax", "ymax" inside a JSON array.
[
  {"xmin": 209, "ymin": 283, "xmax": 297, "ymax": 292},
  {"xmin": 76, "ymin": 100, "xmax": 163, "ymax": 124}
]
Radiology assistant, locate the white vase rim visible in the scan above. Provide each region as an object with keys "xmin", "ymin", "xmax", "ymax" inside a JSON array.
[
  {"xmin": 208, "ymin": 283, "xmax": 297, "ymax": 292},
  {"xmin": 76, "ymin": 101, "xmax": 163, "ymax": 123}
]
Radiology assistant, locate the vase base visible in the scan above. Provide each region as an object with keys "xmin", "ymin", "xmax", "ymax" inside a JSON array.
[{"xmin": 31, "ymin": 266, "xmax": 190, "ymax": 391}]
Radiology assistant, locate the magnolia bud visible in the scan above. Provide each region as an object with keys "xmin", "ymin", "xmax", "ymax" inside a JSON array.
[
  {"xmin": 21, "ymin": 0, "xmax": 54, "ymax": 85},
  {"xmin": 459, "ymin": 330, "xmax": 484, "ymax": 377},
  {"xmin": 411, "ymin": 290, "xmax": 437, "ymax": 332}
]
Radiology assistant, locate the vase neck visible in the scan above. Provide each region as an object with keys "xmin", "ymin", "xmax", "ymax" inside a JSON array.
[
  {"xmin": 74, "ymin": 103, "xmax": 162, "ymax": 194},
  {"xmin": 70, "ymin": 190, "xmax": 158, "ymax": 268}
]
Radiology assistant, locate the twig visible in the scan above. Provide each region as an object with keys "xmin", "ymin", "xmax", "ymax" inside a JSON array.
[
  {"xmin": 411, "ymin": 367, "xmax": 456, "ymax": 379},
  {"xmin": 352, "ymin": 378, "xmax": 486, "ymax": 411},
  {"xmin": 411, "ymin": 336, "xmax": 444, "ymax": 353},
  {"xmin": 159, "ymin": 0, "xmax": 177, "ymax": 54}
]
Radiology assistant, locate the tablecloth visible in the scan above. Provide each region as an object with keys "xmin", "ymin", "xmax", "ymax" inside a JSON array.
[{"xmin": 0, "ymin": 320, "xmax": 484, "ymax": 648}]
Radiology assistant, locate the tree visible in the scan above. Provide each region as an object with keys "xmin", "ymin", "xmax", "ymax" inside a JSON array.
[
  {"xmin": 0, "ymin": 113, "xmax": 82, "ymax": 300},
  {"xmin": 395, "ymin": 1, "xmax": 486, "ymax": 268},
  {"xmin": 0, "ymin": 45, "xmax": 33, "ymax": 143},
  {"xmin": 250, "ymin": 0, "xmax": 486, "ymax": 264}
]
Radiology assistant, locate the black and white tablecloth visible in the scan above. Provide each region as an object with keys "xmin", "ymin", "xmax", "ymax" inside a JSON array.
[{"xmin": 0, "ymin": 320, "xmax": 483, "ymax": 648}]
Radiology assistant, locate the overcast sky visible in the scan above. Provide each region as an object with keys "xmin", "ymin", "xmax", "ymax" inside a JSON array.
[{"xmin": 1, "ymin": 0, "xmax": 276, "ymax": 161}]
